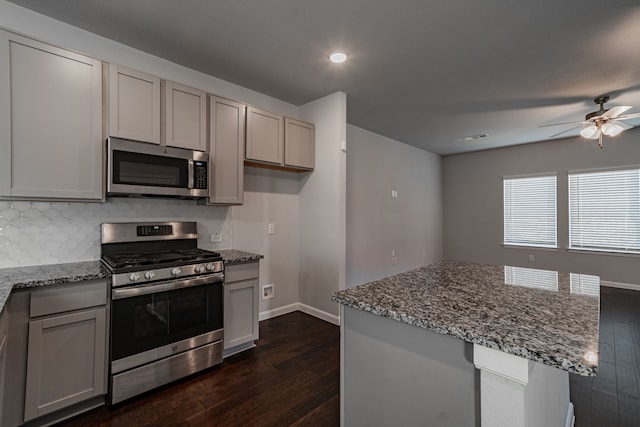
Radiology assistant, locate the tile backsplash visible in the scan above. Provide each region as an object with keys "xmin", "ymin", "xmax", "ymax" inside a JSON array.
[{"xmin": 0, "ymin": 198, "xmax": 231, "ymax": 268}]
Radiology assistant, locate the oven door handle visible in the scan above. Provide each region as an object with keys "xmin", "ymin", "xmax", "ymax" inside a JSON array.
[{"xmin": 112, "ymin": 273, "xmax": 224, "ymax": 300}]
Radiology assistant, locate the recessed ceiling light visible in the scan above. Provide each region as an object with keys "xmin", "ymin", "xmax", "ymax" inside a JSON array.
[
  {"xmin": 462, "ymin": 134, "xmax": 488, "ymax": 141},
  {"xmin": 328, "ymin": 50, "xmax": 349, "ymax": 64}
]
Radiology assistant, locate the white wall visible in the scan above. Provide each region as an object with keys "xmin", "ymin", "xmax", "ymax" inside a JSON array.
[
  {"xmin": 298, "ymin": 92, "xmax": 347, "ymax": 320},
  {"xmin": 443, "ymin": 128, "xmax": 640, "ymax": 284},
  {"xmin": 231, "ymin": 167, "xmax": 302, "ymax": 315},
  {"xmin": 346, "ymin": 125, "xmax": 444, "ymax": 287}
]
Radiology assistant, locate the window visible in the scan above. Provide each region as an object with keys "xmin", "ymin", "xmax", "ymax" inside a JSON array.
[
  {"xmin": 569, "ymin": 168, "xmax": 640, "ymax": 254},
  {"xmin": 503, "ymin": 175, "xmax": 557, "ymax": 248}
]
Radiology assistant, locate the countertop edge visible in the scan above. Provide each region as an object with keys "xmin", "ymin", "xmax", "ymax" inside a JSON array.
[{"xmin": 332, "ymin": 294, "xmax": 599, "ymax": 377}]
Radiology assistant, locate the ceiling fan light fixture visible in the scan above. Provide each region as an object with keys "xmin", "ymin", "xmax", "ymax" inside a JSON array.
[
  {"xmin": 580, "ymin": 125, "xmax": 599, "ymax": 139},
  {"xmin": 601, "ymin": 122, "xmax": 624, "ymax": 137}
]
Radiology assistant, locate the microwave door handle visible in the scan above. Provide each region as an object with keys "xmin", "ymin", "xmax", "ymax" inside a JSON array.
[{"xmin": 188, "ymin": 160, "xmax": 194, "ymax": 189}]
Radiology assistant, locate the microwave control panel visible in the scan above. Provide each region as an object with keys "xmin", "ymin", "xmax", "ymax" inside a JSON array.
[{"xmin": 194, "ymin": 161, "xmax": 208, "ymax": 189}]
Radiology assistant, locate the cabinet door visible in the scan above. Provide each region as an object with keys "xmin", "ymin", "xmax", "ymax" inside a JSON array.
[
  {"xmin": 163, "ymin": 80, "xmax": 207, "ymax": 151},
  {"xmin": 109, "ymin": 64, "xmax": 161, "ymax": 144},
  {"xmin": 245, "ymin": 106, "xmax": 284, "ymax": 164},
  {"xmin": 284, "ymin": 118, "xmax": 315, "ymax": 169},
  {"xmin": 0, "ymin": 31, "xmax": 103, "ymax": 200},
  {"xmin": 209, "ymin": 97, "xmax": 245, "ymax": 204},
  {"xmin": 24, "ymin": 307, "xmax": 106, "ymax": 421},
  {"xmin": 224, "ymin": 278, "xmax": 259, "ymax": 350}
]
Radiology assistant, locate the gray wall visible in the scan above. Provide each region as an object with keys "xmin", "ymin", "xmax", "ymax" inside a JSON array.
[
  {"xmin": 298, "ymin": 92, "xmax": 347, "ymax": 319},
  {"xmin": 346, "ymin": 125, "xmax": 444, "ymax": 288},
  {"xmin": 231, "ymin": 167, "xmax": 302, "ymax": 316},
  {"xmin": 443, "ymin": 128, "xmax": 640, "ymax": 284}
]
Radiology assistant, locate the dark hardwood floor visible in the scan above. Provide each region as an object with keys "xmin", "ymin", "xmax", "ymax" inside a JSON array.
[
  {"xmin": 570, "ymin": 286, "xmax": 640, "ymax": 427},
  {"xmin": 55, "ymin": 311, "xmax": 340, "ymax": 427},
  {"xmin": 54, "ymin": 287, "xmax": 639, "ymax": 427}
]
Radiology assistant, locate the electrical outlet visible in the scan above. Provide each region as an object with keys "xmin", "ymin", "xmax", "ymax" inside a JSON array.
[
  {"xmin": 268, "ymin": 223, "xmax": 275, "ymax": 235},
  {"xmin": 262, "ymin": 284, "xmax": 275, "ymax": 300},
  {"xmin": 391, "ymin": 256, "xmax": 398, "ymax": 265},
  {"xmin": 209, "ymin": 233, "xmax": 222, "ymax": 243},
  {"xmin": 528, "ymin": 254, "xmax": 535, "ymax": 262}
]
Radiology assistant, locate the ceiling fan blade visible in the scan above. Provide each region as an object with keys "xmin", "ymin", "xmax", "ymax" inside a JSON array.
[
  {"xmin": 539, "ymin": 120, "xmax": 587, "ymax": 128},
  {"xmin": 610, "ymin": 120, "xmax": 634, "ymax": 130},
  {"xmin": 614, "ymin": 112, "xmax": 640, "ymax": 121},
  {"xmin": 602, "ymin": 105, "xmax": 633, "ymax": 119},
  {"xmin": 548, "ymin": 125, "xmax": 584, "ymax": 138}
]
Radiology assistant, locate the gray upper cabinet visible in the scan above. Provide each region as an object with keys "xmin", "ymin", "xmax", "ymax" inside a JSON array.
[
  {"xmin": 208, "ymin": 96, "xmax": 245, "ymax": 205},
  {"xmin": 162, "ymin": 80, "xmax": 207, "ymax": 151},
  {"xmin": 0, "ymin": 30, "xmax": 103, "ymax": 201},
  {"xmin": 108, "ymin": 64, "xmax": 207, "ymax": 151},
  {"xmin": 284, "ymin": 118, "xmax": 315, "ymax": 169},
  {"xmin": 108, "ymin": 64, "xmax": 161, "ymax": 145},
  {"xmin": 245, "ymin": 106, "xmax": 284, "ymax": 165},
  {"xmin": 245, "ymin": 106, "xmax": 314, "ymax": 171}
]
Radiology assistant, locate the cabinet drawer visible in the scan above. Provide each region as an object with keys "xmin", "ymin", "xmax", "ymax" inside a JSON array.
[
  {"xmin": 30, "ymin": 280, "xmax": 108, "ymax": 318},
  {"xmin": 225, "ymin": 262, "xmax": 259, "ymax": 283}
]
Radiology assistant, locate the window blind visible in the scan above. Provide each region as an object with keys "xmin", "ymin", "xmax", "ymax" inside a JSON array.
[
  {"xmin": 569, "ymin": 169, "xmax": 640, "ymax": 253},
  {"xmin": 503, "ymin": 175, "xmax": 557, "ymax": 247}
]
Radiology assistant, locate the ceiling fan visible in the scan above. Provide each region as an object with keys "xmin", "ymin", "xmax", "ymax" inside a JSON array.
[{"xmin": 540, "ymin": 96, "xmax": 640, "ymax": 148}]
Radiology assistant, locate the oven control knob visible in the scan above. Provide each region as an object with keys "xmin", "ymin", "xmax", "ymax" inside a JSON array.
[
  {"xmin": 194, "ymin": 265, "xmax": 205, "ymax": 273},
  {"xmin": 144, "ymin": 271, "xmax": 156, "ymax": 280},
  {"xmin": 206, "ymin": 263, "xmax": 216, "ymax": 272},
  {"xmin": 129, "ymin": 272, "xmax": 141, "ymax": 282},
  {"xmin": 171, "ymin": 267, "xmax": 182, "ymax": 277}
]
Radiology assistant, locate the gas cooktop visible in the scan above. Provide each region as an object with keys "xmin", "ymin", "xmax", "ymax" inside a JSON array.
[{"xmin": 102, "ymin": 248, "xmax": 221, "ymax": 271}]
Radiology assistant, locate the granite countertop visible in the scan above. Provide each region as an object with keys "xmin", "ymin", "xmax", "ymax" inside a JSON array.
[
  {"xmin": 218, "ymin": 249, "xmax": 263, "ymax": 265},
  {"xmin": 332, "ymin": 260, "xmax": 600, "ymax": 376},
  {"xmin": 0, "ymin": 260, "xmax": 108, "ymax": 315}
]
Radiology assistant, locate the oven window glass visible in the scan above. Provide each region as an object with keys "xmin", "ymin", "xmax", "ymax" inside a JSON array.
[
  {"xmin": 111, "ymin": 282, "xmax": 223, "ymax": 361},
  {"xmin": 113, "ymin": 150, "xmax": 189, "ymax": 188}
]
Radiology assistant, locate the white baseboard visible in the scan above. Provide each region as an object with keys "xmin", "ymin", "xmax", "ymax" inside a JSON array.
[
  {"xmin": 259, "ymin": 303, "xmax": 299, "ymax": 321},
  {"xmin": 298, "ymin": 303, "xmax": 340, "ymax": 325},
  {"xmin": 259, "ymin": 302, "xmax": 341, "ymax": 325},
  {"xmin": 601, "ymin": 280, "xmax": 640, "ymax": 292}
]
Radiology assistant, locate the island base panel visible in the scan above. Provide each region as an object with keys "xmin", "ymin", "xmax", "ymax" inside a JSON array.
[{"xmin": 341, "ymin": 306, "xmax": 479, "ymax": 426}]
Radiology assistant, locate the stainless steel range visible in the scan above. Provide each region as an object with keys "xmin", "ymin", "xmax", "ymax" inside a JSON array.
[{"xmin": 101, "ymin": 221, "xmax": 224, "ymax": 405}]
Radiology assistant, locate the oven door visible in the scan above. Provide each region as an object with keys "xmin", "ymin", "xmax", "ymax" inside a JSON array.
[{"xmin": 110, "ymin": 275, "xmax": 223, "ymax": 374}]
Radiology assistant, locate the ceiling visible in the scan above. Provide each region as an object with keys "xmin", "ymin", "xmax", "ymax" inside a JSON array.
[{"xmin": 8, "ymin": 0, "xmax": 640, "ymax": 155}]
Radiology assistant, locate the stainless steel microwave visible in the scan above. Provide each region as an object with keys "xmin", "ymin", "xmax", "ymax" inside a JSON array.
[{"xmin": 106, "ymin": 137, "xmax": 208, "ymax": 198}]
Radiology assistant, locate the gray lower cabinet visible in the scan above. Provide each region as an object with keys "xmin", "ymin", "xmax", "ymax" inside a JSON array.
[
  {"xmin": 224, "ymin": 263, "xmax": 259, "ymax": 354},
  {"xmin": 1, "ymin": 280, "xmax": 108, "ymax": 426},
  {"xmin": 24, "ymin": 307, "xmax": 106, "ymax": 421}
]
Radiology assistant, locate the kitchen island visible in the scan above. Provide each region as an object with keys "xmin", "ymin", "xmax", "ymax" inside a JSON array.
[{"xmin": 332, "ymin": 261, "xmax": 600, "ymax": 427}]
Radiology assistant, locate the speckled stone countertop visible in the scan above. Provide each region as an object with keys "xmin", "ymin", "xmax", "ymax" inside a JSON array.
[
  {"xmin": 218, "ymin": 249, "xmax": 263, "ymax": 265},
  {"xmin": 332, "ymin": 260, "xmax": 600, "ymax": 376},
  {"xmin": 0, "ymin": 261, "xmax": 108, "ymax": 315}
]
